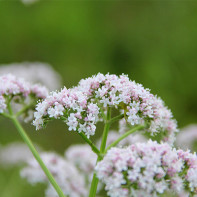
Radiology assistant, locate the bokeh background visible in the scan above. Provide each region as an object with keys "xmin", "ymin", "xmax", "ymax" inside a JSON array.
[{"xmin": 0, "ymin": 1, "xmax": 197, "ymax": 197}]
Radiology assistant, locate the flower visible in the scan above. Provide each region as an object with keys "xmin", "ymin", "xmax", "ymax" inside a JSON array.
[
  {"xmin": 65, "ymin": 144, "xmax": 97, "ymax": 174},
  {"xmin": 21, "ymin": 152, "xmax": 87, "ymax": 197},
  {"xmin": 0, "ymin": 74, "xmax": 48, "ymax": 121},
  {"xmin": 33, "ymin": 88, "xmax": 99, "ymax": 137},
  {"xmin": 33, "ymin": 73, "xmax": 178, "ymax": 144},
  {"xmin": 176, "ymin": 124, "xmax": 197, "ymax": 150},
  {"xmin": 95, "ymin": 140, "xmax": 197, "ymax": 197},
  {"xmin": 0, "ymin": 62, "xmax": 61, "ymax": 90},
  {"xmin": 0, "ymin": 142, "xmax": 36, "ymax": 167}
]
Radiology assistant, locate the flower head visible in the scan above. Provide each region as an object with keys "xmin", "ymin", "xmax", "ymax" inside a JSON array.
[
  {"xmin": 0, "ymin": 62, "xmax": 61, "ymax": 90},
  {"xmin": 33, "ymin": 73, "xmax": 178, "ymax": 143},
  {"xmin": 0, "ymin": 74, "xmax": 48, "ymax": 121},
  {"xmin": 21, "ymin": 152, "xmax": 87, "ymax": 197},
  {"xmin": 95, "ymin": 140, "xmax": 197, "ymax": 197}
]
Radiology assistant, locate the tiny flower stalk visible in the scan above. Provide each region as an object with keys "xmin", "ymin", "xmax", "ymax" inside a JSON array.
[
  {"xmin": 78, "ymin": 132, "xmax": 100, "ymax": 157},
  {"xmin": 89, "ymin": 107, "xmax": 111, "ymax": 197},
  {"xmin": 105, "ymin": 124, "xmax": 146, "ymax": 153}
]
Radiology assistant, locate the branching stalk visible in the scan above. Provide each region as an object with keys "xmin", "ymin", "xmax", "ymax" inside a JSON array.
[
  {"xmin": 88, "ymin": 107, "xmax": 111, "ymax": 197},
  {"xmin": 108, "ymin": 113, "xmax": 124, "ymax": 125},
  {"xmin": 10, "ymin": 116, "xmax": 66, "ymax": 197},
  {"xmin": 105, "ymin": 124, "xmax": 145, "ymax": 153},
  {"xmin": 3, "ymin": 100, "xmax": 66, "ymax": 197},
  {"xmin": 78, "ymin": 132, "xmax": 101, "ymax": 157}
]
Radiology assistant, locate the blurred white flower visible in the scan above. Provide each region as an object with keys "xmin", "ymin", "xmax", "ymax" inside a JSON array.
[
  {"xmin": 176, "ymin": 124, "xmax": 197, "ymax": 150},
  {"xmin": 21, "ymin": 152, "xmax": 87, "ymax": 197},
  {"xmin": 21, "ymin": 0, "xmax": 39, "ymax": 5},
  {"xmin": 0, "ymin": 142, "xmax": 40, "ymax": 167},
  {"xmin": 0, "ymin": 62, "xmax": 62, "ymax": 91}
]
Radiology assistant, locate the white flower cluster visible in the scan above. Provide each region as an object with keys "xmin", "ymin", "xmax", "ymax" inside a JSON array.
[
  {"xmin": 33, "ymin": 73, "xmax": 178, "ymax": 143},
  {"xmin": 0, "ymin": 62, "xmax": 62, "ymax": 91},
  {"xmin": 95, "ymin": 140, "xmax": 197, "ymax": 197},
  {"xmin": 65, "ymin": 144, "xmax": 97, "ymax": 175},
  {"xmin": 0, "ymin": 142, "xmax": 35, "ymax": 167},
  {"xmin": 33, "ymin": 88, "xmax": 100, "ymax": 137},
  {"xmin": 0, "ymin": 95, "xmax": 6, "ymax": 113},
  {"xmin": 176, "ymin": 124, "xmax": 197, "ymax": 150},
  {"xmin": 65, "ymin": 144, "xmax": 98, "ymax": 191},
  {"xmin": 0, "ymin": 74, "xmax": 48, "ymax": 119},
  {"xmin": 21, "ymin": 152, "xmax": 87, "ymax": 197}
]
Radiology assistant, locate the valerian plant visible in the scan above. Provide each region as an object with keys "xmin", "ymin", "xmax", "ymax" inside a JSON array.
[
  {"xmin": 1, "ymin": 73, "xmax": 197, "ymax": 197},
  {"xmin": 0, "ymin": 74, "xmax": 65, "ymax": 197}
]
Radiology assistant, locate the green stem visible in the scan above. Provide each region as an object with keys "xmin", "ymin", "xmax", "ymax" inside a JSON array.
[
  {"xmin": 7, "ymin": 100, "xmax": 13, "ymax": 115},
  {"xmin": 1, "ymin": 113, "xmax": 12, "ymax": 119},
  {"xmin": 100, "ymin": 108, "xmax": 111, "ymax": 153},
  {"xmin": 105, "ymin": 124, "xmax": 145, "ymax": 153},
  {"xmin": 10, "ymin": 116, "xmax": 66, "ymax": 197},
  {"xmin": 88, "ymin": 107, "xmax": 111, "ymax": 197},
  {"xmin": 78, "ymin": 132, "xmax": 101, "ymax": 157},
  {"xmin": 108, "ymin": 114, "xmax": 124, "ymax": 125}
]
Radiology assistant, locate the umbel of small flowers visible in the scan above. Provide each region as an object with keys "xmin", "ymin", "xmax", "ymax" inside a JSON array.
[
  {"xmin": 96, "ymin": 140, "xmax": 197, "ymax": 197},
  {"xmin": 34, "ymin": 73, "xmax": 178, "ymax": 144},
  {"xmin": 33, "ymin": 73, "xmax": 179, "ymax": 197},
  {"xmin": 0, "ymin": 74, "xmax": 66, "ymax": 197},
  {"xmin": 0, "ymin": 74, "xmax": 48, "ymax": 120}
]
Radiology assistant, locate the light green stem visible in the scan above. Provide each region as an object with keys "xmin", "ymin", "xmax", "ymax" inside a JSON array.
[
  {"xmin": 108, "ymin": 113, "xmax": 124, "ymax": 125},
  {"xmin": 10, "ymin": 116, "xmax": 66, "ymax": 197},
  {"xmin": 105, "ymin": 124, "xmax": 145, "ymax": 153},
  {"xmin": 78, "ymin": 132, "xmax": 101, "ymax": 157},
  {"xmin": 88, "ymin": 107, "xmax": 111, "ymax": 197},
  {"xmin": 2, "ymin": 99, "xmax": 65, "ymax": 196}
]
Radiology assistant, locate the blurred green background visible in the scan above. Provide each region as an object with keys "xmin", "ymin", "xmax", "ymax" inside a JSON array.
[{"xmin": 0, "ymin": 1, "xmax": 197, "ymax": 197}]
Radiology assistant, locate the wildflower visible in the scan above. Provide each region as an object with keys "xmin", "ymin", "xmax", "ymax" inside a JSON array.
[
  {"xmin": 21, "ymin": 152, "xmax": 87, "ymax": 197},
  {"xmin": 33, "ymin": 73, "xmax": 178, "ymax": 144},
  {"xmin": 95, "ymin": 140, "xmax": 197, "ymax": 197},
  {"xmin": 0, "ymin": 62, "xmax": 61, "ymax": 90},
  {"xmin": 176, "ymin": 124, "xmax": 197, "ymax": 150},
  {"xmin": 0, "ymin": 74, "xmax": 48, "ymax": 121},
  {"xmin": 0, "ymin": 142, "xmax": 35, "ymax": 167}
]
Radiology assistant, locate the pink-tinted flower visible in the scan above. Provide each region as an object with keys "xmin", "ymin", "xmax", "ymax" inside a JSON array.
[
  {"xmin": 96, "ymin": 140, "xmax": 197, "ymax": 197},
  {"xmin": 0, "ymin": 74, "xmax": 48, "ymax": 121},
  {"xmin": 34, "ymin": 74, "xmax": 178, "ymax": 143}
]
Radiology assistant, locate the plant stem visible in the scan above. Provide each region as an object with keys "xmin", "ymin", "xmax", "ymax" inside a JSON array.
[
  {"xmin": 78, "ymin": 132, "xmax": 101, "ymax": 157},
  {"xmin": 108, "ymin": 114, "xmax": 124, "ymax": 125},
  {"xmin": 105, "ymin": 124, "xmax": 145, "ymax": 153},
  {"xmin": 88, "ymin": 107, "xmax": 111, "ymax": 197},
  {"xmin": 10, "ymin": 116, "xmax": 66, "ymax": 197},
  {"xmin": 100, "ymin": 108, "xmax": 111, "ymax": 153}
]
